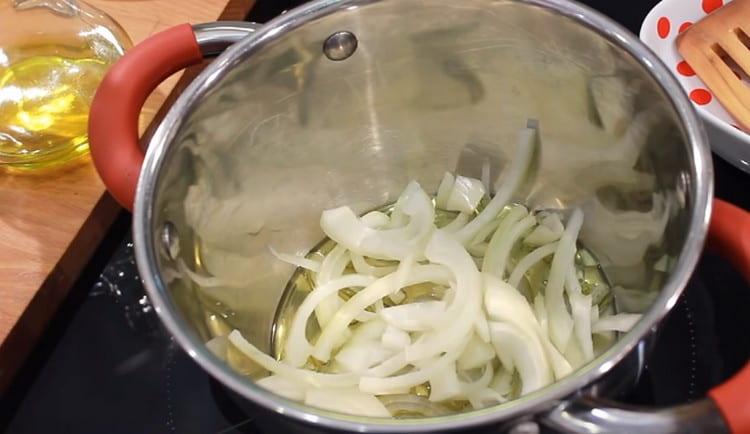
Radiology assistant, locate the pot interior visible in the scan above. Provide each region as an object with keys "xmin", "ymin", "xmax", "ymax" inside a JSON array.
[{"xmin": 142, "ymin": 0, "xmax": 707, "ymax": 427}]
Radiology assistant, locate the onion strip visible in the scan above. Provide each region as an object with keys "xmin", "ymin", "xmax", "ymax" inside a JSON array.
[
  {"xmin": 454, "ymin": 124, "xmax": 539, "ymax": 245},
  {"xmin": 312, "ymin": 265, "xmax": 452, "ymax": 362},
  {"xmin": 482, "ymin": 214, "xmax": 536, "ymax": 278},
  {"xmin": 507, "ymin": 242, "xmax": 559, "ymax": 289},
  {"xmin": 229, "ymin": 330, "xmax": 358, "ymax": 388},
  {"xmin": 268, "ymin": 246, "xmax": 321, "ymax": 272},
  {"xmin": 284, "ymin": 274, "xmax": 377, "ymax": 367},
  {"xmin": 544, "ymin": 209, "xmax": 583, "ymax": 352}
]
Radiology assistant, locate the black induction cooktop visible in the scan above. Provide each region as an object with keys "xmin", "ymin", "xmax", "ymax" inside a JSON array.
[{"xmin": 1, "ymin": 1, "xmax": 749, "ymax": 433}]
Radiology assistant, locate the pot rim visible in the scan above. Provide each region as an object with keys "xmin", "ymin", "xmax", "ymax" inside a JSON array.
[{"xmin": 133, "ymin": 0, "xmax": 713, "ymax": 431}]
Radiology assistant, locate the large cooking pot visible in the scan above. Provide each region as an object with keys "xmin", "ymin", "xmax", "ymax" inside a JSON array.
[{"xmin": 87, "ymin": 0, "xmax": 750, "ymax": 432}]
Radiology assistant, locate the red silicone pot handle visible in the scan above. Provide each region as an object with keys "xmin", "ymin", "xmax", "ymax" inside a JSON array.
[
  {"xmin": 88, "ymin": 23, "xmax": 202, "ymax": 211},
  {"xmin": 707, "ymin": 199, "xmax": 750, "ymax": 434}
]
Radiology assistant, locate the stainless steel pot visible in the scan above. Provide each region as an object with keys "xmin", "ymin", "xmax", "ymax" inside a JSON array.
[{"xmin": 88, "ymin": 0, "xmax": 750, "ymax": 432}]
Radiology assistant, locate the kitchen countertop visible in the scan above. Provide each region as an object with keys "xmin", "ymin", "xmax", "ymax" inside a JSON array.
[{"xmin": 0, "ymin": 0, "xmax": 256, "ymax": 392}]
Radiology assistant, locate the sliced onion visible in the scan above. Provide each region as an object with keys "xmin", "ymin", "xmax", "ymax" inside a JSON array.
[
  {"xmin": 436, "ymin": 172, "xmax": 455, "ymax": 209},
  {"xmin": 257, "ymin": 375, "xmax": 307, "ymax": 401},
  {"xmin": 351, "ymin": 253, "xmax": 397, "ymax": 277},
  {"xmin": 484, "ymin": 275, "xmax": 570, "ymax": 379},
  {"xmin": 563, "ymin": 337, "xmax": 586, "ymax": 369},
  {"xmin": 315, "ymin": 245, "xmax": 351, "ymax": 327},
  {"xmin": 544, "ymin": 209, "xmax": 583, "ymax": 353},
  {"xmin": 524, "ymin": 212, "xmax": 564, "ymax": 246},
  {"xmin": 378, "ymin": 394, "xmax": 451, "ymax": 417},
  {"xmin": 460, "ymin": 362, "xmax": 494, "ymax": 395},
  {"xmin": 335, "ymin": 341, "xmax": 395, "ymax": 374},
  {"xmin": 236, "ymin": 132, "xmax": 629, "ymax": 413},
  {"xmin": 593, "ymin": 313, "xmax": 641, "ymax": 333},
  {"xmin": 475, "ymin": 314, "xmax": 491, "ymax": 343},
  {"xmin": 488, "ymin": 321, "xmax": 552, "ymax": 395},
  {"xmin": 382, "ymin": 325, "xmax": 411, "ymax": 350},
  {"xmin": 320, "ymin": 181, "xmax": 434, "ymax": 260},
  {"xmin": 312, "ymin": 265, "xmax": 452, "ymax": 362},
  {"xmin": 305, "ymin": 388, "xmax": 391, "ymax": 417},
  {"xmin": 457, "ymin": 334, "xmax": 496, "ymax": 371},
  {"xmin": 284, "ymin": 274, "xmax": 377, "ymax": 367},
  {"xmin": 467, "ymin": 242, "xmax": 488, "ymax": 257},
  {"xmin": 359, "ymin": 336, "xmax": 469, "ymax": 394},
  {"xmin": 468, "ymin": 387, "xmax": 507, "ymax": 409},
  {"xmin": 442, "ymin": 212, "xmax": 470, "ymax": 233},
  {"xmin": 507, "ymin": 242, "xmax": 558, "ymax": 289},
  {"xmin": 177, "ymin": 259, "xmax": 242, "ymax": 288},
  {"xmin": 380, "ymin": 301, "xmax": 446, "ymax": 331},
  {"xmin": 393, "ymin": 254, "xmax": 416, "ymax": 301},
  {"xmin": 229, "ymin": 330, "xmax": 359, "ymax": 388},
  {"xmin": 533, "ymin": 293, "xmax": 548, "ymax": 330},
  {"xmin": 366, "ymin": 352, "xmax": 408, "ymax": 378},
  {"xmin": 482, "ymin": 214, "xmax": 536, "ymax": 278},
  {"xmin": 454, "ymin": 123, "xmax": 539, "ymax": 245},
  {"xmin": 268, "ymin": 246, "xmax": 321, "ymax": 272},
  {"xmin": 489, "ymin": 367, "xmax": 513, "ymax": 396},
  {"xmin": 469, "ymin": 216, "xmax": 503, "ymax": 245},
  {"xmin": 361, "ymin": 211, "xmax": 391, "ymax": 228},
  {"xmin": 565, "ymin": 268, "xmax": 594, "ymax": 362},
  {"xmin": 205, "ymin": 336, "xmax": 228, "ymax": 360},
  {"xmin": 539, "ymin": 332, "xmax": 573, "ymax": 380},
  {"xmin": 479, "ymin": 206, "xmax": 527, "ymax": 271},
  {"xmin": 484, "ymin": 274, "xmax": 539, "ymax": 331},
  {"xmin": 403, "ymin": 231, "xmax": 483, "ymax": 362},
  {"xmin": 428, "ymin": 362, "xmax": 462, "ymax": 402},
  {"xmin": 445, "ymin": 175, "xmax": 486, "ymax": 214}
]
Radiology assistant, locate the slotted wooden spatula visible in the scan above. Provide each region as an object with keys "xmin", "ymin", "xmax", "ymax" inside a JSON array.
[{"xmin": 677, "ymin": 0, "xmax": 750, "ymax": 130}]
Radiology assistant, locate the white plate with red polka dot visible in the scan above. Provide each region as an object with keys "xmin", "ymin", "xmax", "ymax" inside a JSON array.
[{"xmin": 641, "ymin": 0, "xmax": 750, "ymax": 172}]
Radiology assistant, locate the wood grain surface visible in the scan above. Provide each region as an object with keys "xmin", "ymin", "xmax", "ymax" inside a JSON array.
[{"xmin": 0, "ymin": 0, "xmax": 256, "ymax": 391}]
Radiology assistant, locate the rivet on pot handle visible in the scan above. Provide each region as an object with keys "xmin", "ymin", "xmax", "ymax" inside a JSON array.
[
  {"xmin": 88, "ymin": 22, "xmax": 260, "ymax": 210},
  {"xmin": 541, "ymin": 199, "xmax": 750, "ymax": 434}
]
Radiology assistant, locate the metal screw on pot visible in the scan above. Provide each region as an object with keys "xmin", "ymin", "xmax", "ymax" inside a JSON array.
[{"xmin": 323, "ymin": 31, "xmax": 357, "ymax": 61}]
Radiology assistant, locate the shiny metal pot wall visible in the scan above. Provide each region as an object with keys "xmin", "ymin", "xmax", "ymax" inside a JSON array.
[{"xmin": 88, "ymin": 0, "xmax": 750, "ymax": 432}]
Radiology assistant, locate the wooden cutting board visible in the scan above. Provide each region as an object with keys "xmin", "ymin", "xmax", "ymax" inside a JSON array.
[{"xmin": 0, "ymin": 0, "xmax": 256, "ymax": 391}]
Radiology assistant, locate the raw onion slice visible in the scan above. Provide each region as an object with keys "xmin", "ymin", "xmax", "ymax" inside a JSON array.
[
  {"xmin": 268, "ymin": 246, "xmax": 321, "ymax": 272},
  {"xmin": 403, "ymin": 231, "xmax": 483, "ymax": 362},
  {"xmin": 544, "ymin": 209, "xmax": 583, "ymax": 352},
  {"xmin": 454, "ymin": 123, "xmax": 539, "ymax": 245},
  {"xmin": 592, "ymin": 313, "xmax": 641, "ymax": 333},
  {"xmin": 312, "ymin": 265, "xmax": 452, "ymax": 362},
  {"xmin": 284, "ymin": 274, "xmax": 377, "ymax": 367},
  {"xmin": 229, "ymin": 330, "xmax": 358, "ymax": 388},
  {"xmin": 488, "ymin": 322, "xmax": 552, "ymax": 395}
]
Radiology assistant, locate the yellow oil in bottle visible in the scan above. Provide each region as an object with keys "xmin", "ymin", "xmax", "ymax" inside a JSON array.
[{"xmin": 0, "ymin": 43, "xmax": 111, "ymax": 168}]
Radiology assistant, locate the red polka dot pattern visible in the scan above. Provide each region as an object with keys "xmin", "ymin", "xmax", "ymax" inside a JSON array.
[
  {"xmin": 657, "ymin": 17, "xmax": 671, "ymax": 38},
  {"xmin": 702, "ymin": 0, "xmax": 723, "ymax": 14},
  {"xmin": 690, "ymin": 88, "xmax": 712, "ymax": 105},
  {"xmin": 679, "ymin": 22, "xmax": 693, "ymax": 33},
  {"xmin": 677, "ymin": 61, "xmax": 695, "ymax": 76}
]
